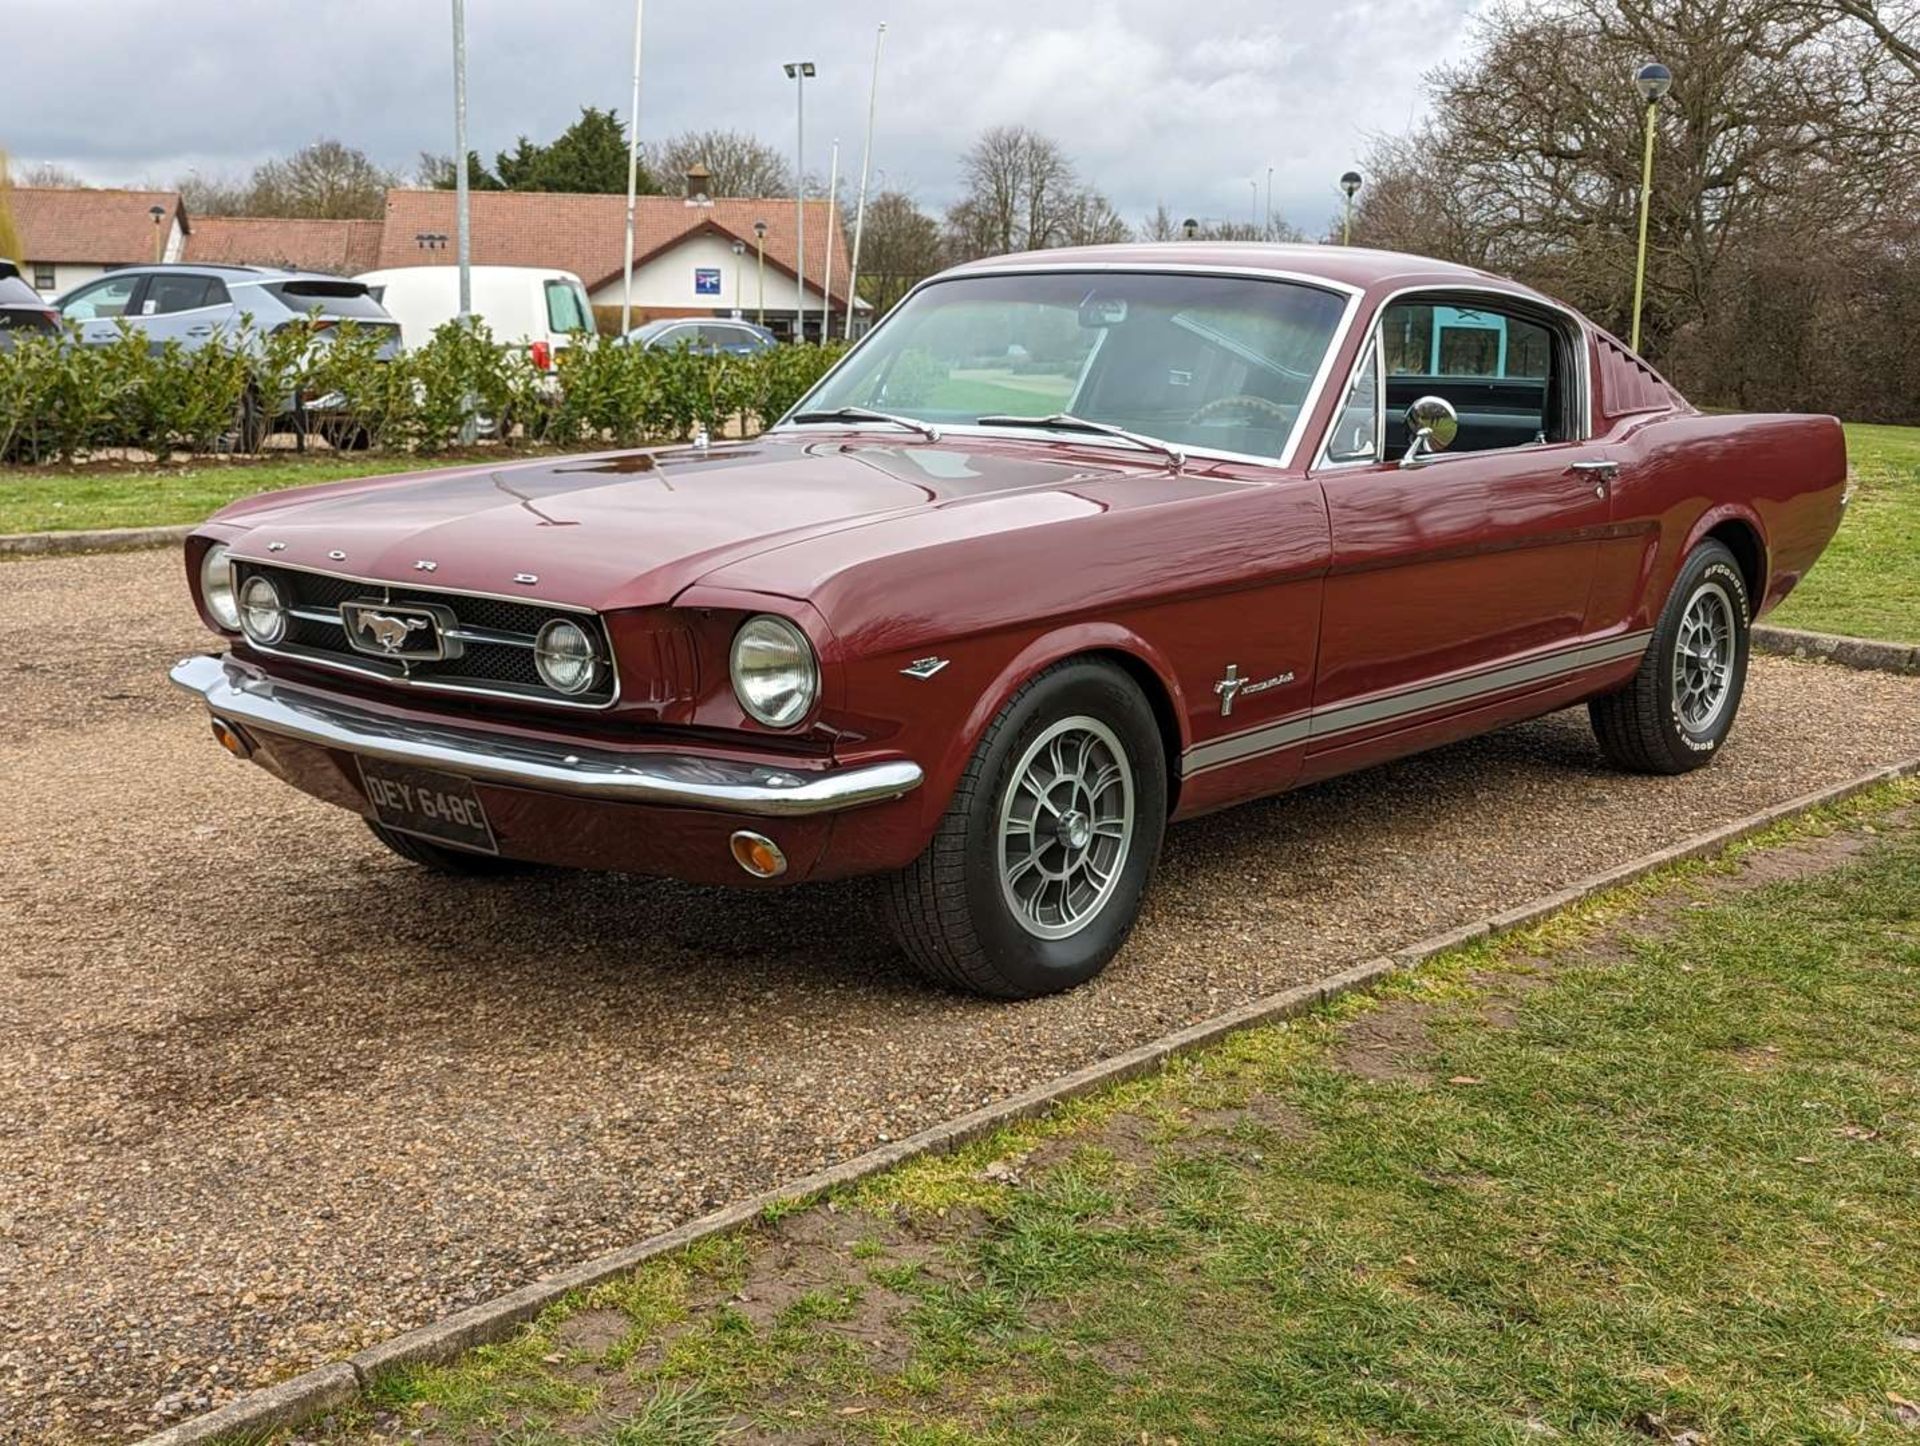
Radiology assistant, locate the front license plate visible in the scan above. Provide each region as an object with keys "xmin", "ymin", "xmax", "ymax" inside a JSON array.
[{"xmin": 356, "ymin": 757, "xmax": 497, "ymax": 854}]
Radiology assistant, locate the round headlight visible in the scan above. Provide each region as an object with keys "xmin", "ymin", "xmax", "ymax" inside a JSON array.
[
  {"xmin": 200, "ymin": 544, "xmax": 239, "ymax": 630},
  {"xmin": 730, "ymin": 615, "xmax": 819, "ymax": 728},
  {"xmin": 534, "ymin": 618, "xmax": 599, "ymax": 696},
  {"xmin": 238, "ymin": 573, "xmax": 288, "ymax": 645}
]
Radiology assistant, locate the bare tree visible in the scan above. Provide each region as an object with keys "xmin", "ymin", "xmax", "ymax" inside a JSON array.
[
  {"xmin": 945, "ymin": 126, "xmax": 1116, "ymax": 259},
  {"xmin": 15, "ymin": 160, "xmax": 86, "ymax": 188},
  {"xmin": 643, "ymin": 130, "xmax": 793, "ymax": 196},
  {"xmin": 174, "ymin": 170, "xmax": 251, "ymax": 216},
  {"xmin": 244, "ymin": 139, "xmax": 395, "ymax": 219},
  {"xmin": 856, "ymin": 190, "xmax": 944, "ymax": 317}
]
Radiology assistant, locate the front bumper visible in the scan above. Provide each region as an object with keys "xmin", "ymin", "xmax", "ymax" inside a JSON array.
[{"xmin": 169, "ymin": 653, "xmax": 923, "ymax": 817}]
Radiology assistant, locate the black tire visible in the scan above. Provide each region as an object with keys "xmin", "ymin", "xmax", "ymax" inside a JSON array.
[
  {"xmin": 1590, "ymin": 539, "xmax": 1751, "ymax": 774},
  {"xmin": 883, "ymin": 659, "xmax": 1168, "ymax": 999},
  {"xmin": 364, "ymin": 820, "xmax": 542, "ymax": 876}
]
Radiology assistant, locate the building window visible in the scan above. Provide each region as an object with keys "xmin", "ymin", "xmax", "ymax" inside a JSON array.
[{"xmin": 33, "ymin": 265, "xmax": 55, "ymax": 292}]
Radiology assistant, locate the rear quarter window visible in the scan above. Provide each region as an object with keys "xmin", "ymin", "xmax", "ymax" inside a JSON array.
[
  {"xmin": 261, "ymin": 280, "xmax": 391, "ymax": 320},
  {"xmin": 544, "ymin": 279, "xmax": 589, "ymax": 334}
]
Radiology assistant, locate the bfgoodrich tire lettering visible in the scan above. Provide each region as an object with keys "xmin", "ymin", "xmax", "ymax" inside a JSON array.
[
  {"xmin": 883, "ymin": 659, "xmax": 1168, "ymax": 999},
  {"xmin": 1590, "ymin": 539, "xmax": 1751, "ymax": 774}
]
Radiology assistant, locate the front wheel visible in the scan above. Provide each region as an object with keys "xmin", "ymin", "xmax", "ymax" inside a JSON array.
[
  {"xmin": 1590, "ymin": 538, "xmax": 1751, "ymax": 774},
  {"xmin": 883, "ymin": 659, "xmax": 1168, "ymax": 999}
]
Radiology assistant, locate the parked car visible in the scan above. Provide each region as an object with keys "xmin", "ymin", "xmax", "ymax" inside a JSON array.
[
  {"xmin": 621, "ymin": 317, "xmax": 777, "ymax": 356},
  {"xmin": 355, "ymin": 264, "xmax": 594, "ymax": 374},
  {"xmin": 0, "ymin": 268, "xmax": 59, "ymax": 352},
  {"xmin": 170, "ymin": 243, "xmax": 1846, "ymax": 999},
  {"xmin": 53, "ymin": 264, "xmax": 401, "ymax": 445}
]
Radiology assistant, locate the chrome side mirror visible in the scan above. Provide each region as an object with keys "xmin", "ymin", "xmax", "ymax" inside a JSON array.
[{"xmin": 1400, "ymin": 394, "xmax": 1459, "ymax": 468}]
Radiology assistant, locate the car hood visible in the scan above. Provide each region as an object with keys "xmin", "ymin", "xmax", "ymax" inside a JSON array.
[{"xmin": 209, "ymin": 434, "xmax": 1163, "ymax": 611}]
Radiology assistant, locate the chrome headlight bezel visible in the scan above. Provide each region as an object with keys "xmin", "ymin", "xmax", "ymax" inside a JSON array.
[
  {"xmin": 238, "ymin": 572, "xmax": 288, "ymax": 646},
  {"xmin": 534, "ymin": 617, "xmax": 600, "ymax": 696},
  {"xmin": 200, "ymin": 543, "xmax": 240, "ymax": 631},
  {"xmin": 729, "ymin": 614, "xmax": 820, "ymax": 729}
]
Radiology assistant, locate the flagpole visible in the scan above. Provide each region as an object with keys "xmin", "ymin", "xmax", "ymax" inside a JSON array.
[
  {"xmin": 845, "ymin": 21, "xmax": 885, "ymax": 341},
  {"xmin": 619, "ymin": 0, "xmax": 644, "ymax": 336},
  {"xmin": 822, "ymin": 138, "xmax": 839, "ymax": 341}
]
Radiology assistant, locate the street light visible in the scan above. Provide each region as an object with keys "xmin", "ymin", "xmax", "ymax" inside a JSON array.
[
  {"xmin": 148, "ymin": 204, "xmax": 167, "ymax": 262},
  {"xmin": 783, "ymin": 60, "xmax": 816, "ymax": 343},
  {"xmin": 1339, "ymin": 171, "xmax": 1362, "ymax": 245},
  {"xmin": 731, "ymin": 238, "xmax": 746, "ymax": 320},
  {"xmin": 753, "ymin": 219, "xmax": 768, "ymax": 326},
  {"xmin": 1629, "ymin": 61, "xmax": 1672, "ymax": 355}
]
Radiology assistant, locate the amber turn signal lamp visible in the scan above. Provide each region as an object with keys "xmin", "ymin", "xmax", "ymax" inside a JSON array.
[
  {"xmin": 210, "ymin": 717, "xmax": 252, "ymax": 760},
  {"xmin": 729, "ymin": 830, "xmax": 788, "ymax": 878}
]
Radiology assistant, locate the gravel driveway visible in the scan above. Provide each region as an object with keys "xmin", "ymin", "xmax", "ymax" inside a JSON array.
[{"xmin": 3, "ymin": 548, "xmax": 1917, "ymax": 1445}]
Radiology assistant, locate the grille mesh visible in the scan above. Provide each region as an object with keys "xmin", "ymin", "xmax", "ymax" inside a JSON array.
[{"xmin": 235, "ymin": 561, "xmax": 615, "ymax": 705}]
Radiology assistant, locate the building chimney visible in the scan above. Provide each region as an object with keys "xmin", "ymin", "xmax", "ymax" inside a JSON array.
[{"xmin": 684, "ymin": 163, "xmax": 713, "ymax": 207}]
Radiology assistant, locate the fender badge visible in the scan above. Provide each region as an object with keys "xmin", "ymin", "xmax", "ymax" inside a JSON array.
[
  {"xmin": 901, "ymin": 657, "xmax": 950, "ymax": 679},
  {"xmin": 267, "ymin": 541, "xmax": 286, "ymax": 552},
  {"xmin": 1215, "ymin": 664, "xmax": 1295, "ymax": 717},
  {"xmin": 414, "ymin": 559, "xmax": 438, "ymax": 572},
  {"xmin": 327, "ymin": 549, "xmax": 347, "ymax": 561},
  {"xmin": 513, "ymin": 573, "xmax": 539, "ymax": 585}
]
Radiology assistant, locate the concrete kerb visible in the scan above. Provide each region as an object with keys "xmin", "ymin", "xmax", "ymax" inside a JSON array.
[
  {"xmin": 130, "ymin": 752, "xmax": 1920, "ymax": 1445},
  {"xmin": 0, "ymin": 524, "xmax": 195, "ymax": 557},
  {"xmin": 1752, "ymin": 623, "xmax": 1920, "ymax": 675}
]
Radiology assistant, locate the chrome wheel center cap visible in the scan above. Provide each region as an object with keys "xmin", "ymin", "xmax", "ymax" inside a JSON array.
[{"xmin": 1058, "ymin": 810, "xmax": 1092, "ymax": 851}]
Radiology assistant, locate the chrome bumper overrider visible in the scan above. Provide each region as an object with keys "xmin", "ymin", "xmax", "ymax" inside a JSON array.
[{"xmin": 168, "ymin": 654, "xmax": 924, "ymax": 817}]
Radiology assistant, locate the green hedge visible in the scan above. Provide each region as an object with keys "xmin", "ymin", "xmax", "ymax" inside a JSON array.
[{"xmin": 0, "ymin": 319, "xmax": 846, "ymax": 465}]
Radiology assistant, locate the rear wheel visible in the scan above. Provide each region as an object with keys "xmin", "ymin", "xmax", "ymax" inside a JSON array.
[
  {"xmin": 365, "ymin": 820, "xmax": 542, "ymax": 876},
  {"xmin": 883, "ymin": 659, "xmax": 1167, "ymax": 999},
  {"xmin": 1590, "ymin": 539, "xmax": 1751, "ymax": 773}
]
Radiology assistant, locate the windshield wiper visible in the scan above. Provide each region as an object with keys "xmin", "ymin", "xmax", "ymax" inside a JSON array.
[
  {"xmin": 786, "ymin": 405, "xmax": 942, "ymax": 443},
  {"xmin": 975, "ymin": 413, "xmax": 1185, "ymax": 471}
]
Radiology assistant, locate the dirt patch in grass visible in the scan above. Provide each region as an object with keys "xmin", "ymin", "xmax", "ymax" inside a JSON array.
[{"xmin": 1332, "ymin": 997, "xmax": 1436, "ymax": 1083}]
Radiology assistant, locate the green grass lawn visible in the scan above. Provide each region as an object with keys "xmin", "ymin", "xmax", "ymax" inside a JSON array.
[
  {"xmin": 323, "ymin": 782, "xmax": 1920, "ymax": 1446},
  {"xmin": 0, "ymin": 454, "xmax": 493, "ymax": 535},
  {"xmin": 1770, "ymin": 423, "xmax": 1920, "ymax": 643}
]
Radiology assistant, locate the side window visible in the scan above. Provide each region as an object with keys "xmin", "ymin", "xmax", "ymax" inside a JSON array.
[
  {"xmin": 61, "ymin": 274, "xmax": 142, "ymax": 321},
  {"xmin": 544, "ymin": 279, "xmax": 588, "ymax": 334},
  {"xmin": 143, "ymin": 275, "xmax": 216, "ymax": 315},
  {"xmin": 1324, "ymin": 338, "xmax": 1381, "ymax": 464},
  {"xmin": 1381, "ymin": 299, "xmax": 1561, "ymax": 455}
]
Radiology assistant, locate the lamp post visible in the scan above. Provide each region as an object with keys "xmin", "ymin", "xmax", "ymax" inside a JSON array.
[
  {"xmin": 1249, "ymin": 178, "xmax": 1259, "ymax": 232},
  {"xmin": 1629, "ymin": 61, "xmax": 1671, "ymax": 355},
  {"xmin": 731, "ymin": 238, "xmax": 746, "ymax": 320},
  {"xmin": 1339, "ymin": 171, "xmax": 1362, "ymax": 245},
  {"xmin": 783, "ymin": 60, "xmax": 816, "ymax": 342},
  {"xmin": 1265, "ymin": 165, "xmax": 1273, "ymax": 238},
  {"xmin": 149, "ymin": 204, "xmax": 167, "ymax": 262},
  {"xmin": 753, "ymin": 219, "xmax": 768, "ymax": 325}
]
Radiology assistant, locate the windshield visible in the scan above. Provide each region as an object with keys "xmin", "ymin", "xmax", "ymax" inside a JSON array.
[{"xmin": 788, "ymin": 270, "xmax": 1349, "ymax": 461}]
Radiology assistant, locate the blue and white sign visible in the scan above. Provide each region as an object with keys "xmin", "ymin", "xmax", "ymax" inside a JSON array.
[{"xmin": 693, "ymin": 267, "xmax": 722, "ymax": 296}]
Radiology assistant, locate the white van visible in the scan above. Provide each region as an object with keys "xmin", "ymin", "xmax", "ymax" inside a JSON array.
[{"xmin": 354, "ymin": 265, "xmax": 596, "ymax": 372}]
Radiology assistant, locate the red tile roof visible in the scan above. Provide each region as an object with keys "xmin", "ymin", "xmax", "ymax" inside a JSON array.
[
  {"xmin": 9, "ymin": 188, "xmax": 186, "ymax": 264},
  {"xmin": 184, "ymin": 216, "xmax": 384, "ymax": 275},
  {"xmin": 374, "ymin": 189, "xmax": 853, "ymax": 304}
]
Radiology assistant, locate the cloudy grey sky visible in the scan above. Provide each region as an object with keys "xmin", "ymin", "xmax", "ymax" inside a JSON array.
[{"xmin": 5, "ymin": 0, "xmax": 1479, "ymax": 234}]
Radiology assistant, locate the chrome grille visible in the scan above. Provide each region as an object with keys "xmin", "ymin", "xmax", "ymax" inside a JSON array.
[{"xmin": 232, "ymin": 560, "xmax": 617, "ymax": 707}]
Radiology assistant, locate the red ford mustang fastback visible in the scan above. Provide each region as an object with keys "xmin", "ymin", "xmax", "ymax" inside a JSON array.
[{"xmin": 173, "ymin": 244, "xmax": 1847, "ymax": 998}]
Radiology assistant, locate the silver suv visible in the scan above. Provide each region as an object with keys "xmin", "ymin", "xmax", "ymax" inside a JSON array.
[{"xmin": 55, "ymin": 264, "xmax": 401, "ymax": 445}]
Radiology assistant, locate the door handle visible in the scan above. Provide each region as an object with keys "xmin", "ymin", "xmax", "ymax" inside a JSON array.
[{"xmin": 1569, "ymin": 458, "xmax": 1619, "ymax": 497}]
